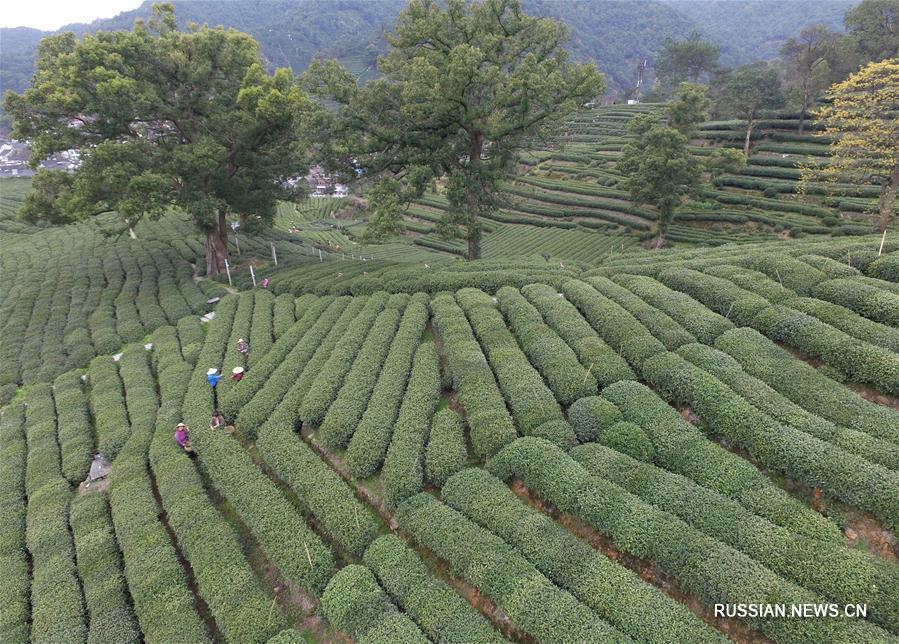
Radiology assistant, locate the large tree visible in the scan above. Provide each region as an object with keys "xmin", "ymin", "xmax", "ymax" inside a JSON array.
[
  {"xmin": 715, "ymin": 62, "xmax": 784, "ymax": 157},
  {"xmin": 655, "ymin": 31, "xmax": 720, "ymax": 88},
  {"xmin": 801, "ymin": 59, "xmax": 899, "ymax": 232},
  {"xmin": 618, "ymin": 113, "xmax": 700, "ymax": 248},
  {"xmin": 3, "ymin": 4, "xmax": 317, "ymax": 275},
  {"xmin": 779, "ymin": 24, "xmax": 840, "ymax": 134},
  {"xmin": 845, "ymin": 0, "xmax": 899, "ymax": 64},
  {"xmin": 666, "ymin": 81, "xmax": 710, "ymax": 138},
  {"xmin": 315, "ymin": 0, "xmax": 603, "ymax": 260}
]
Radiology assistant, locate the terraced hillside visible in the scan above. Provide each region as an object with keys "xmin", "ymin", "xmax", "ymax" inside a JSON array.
[
  {"xmin": 400, "ymin": 104, "xmax": 888, "ymax": 250},
  {"xmin": 3, "ymin": 230, "xmax": 899, "ymax": 643}
]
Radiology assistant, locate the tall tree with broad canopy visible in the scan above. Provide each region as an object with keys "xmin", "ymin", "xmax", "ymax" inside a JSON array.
[
  {"xmin": 617, "ymin": 113, "xmax": 700, "ymax": 248},
  {"xmin": 801, "ymin": 59, "xmax": 899, "ymax": 233},
  {"xmin": 310, "ymin": 0, "xmax": 603, "ymax": 260},
  {"xmin": 844, "ymin": 0, "xmax": 899, "ymax": 64},
  {"xmin": 3, "ymin": 4, "xmax": 318, "ymax": 276},
  {"xmin": 715, "ymin": 62, "xmax": 784, "ymax": 157},
  {"xmin": 654, "ymin": 31, "xmax": 720, "ymax": 88},
  {"xmin": 666, "ymin": 81, "xmax": 710, "ymax": 138},
  {"xmin": 779, "ymin": 24, "xmax": 840, "ymax": 135}
]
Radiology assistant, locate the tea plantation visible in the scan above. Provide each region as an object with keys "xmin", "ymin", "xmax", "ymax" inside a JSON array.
[{"xmin": 3, "ymin": 172, "xmax": 899, "ymax": 643}]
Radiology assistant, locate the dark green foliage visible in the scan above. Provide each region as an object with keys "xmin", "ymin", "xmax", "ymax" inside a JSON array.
[
  {"xmin": 382, "ymin": 342, "xmax": 442, "ymax": 506},
  {"xmin": 53, "ymin": 371, "xmax": 94, "ymax": 485},
  {"xmin": 320, "ymin": 564, "xmax": 427, "ymax": 643},
  {"xmin": 598, "ymin": 421, "xmax": 656, "ymax": 463},
  {"xmin": 396, "ymin": 493, "xmax": 628, "ymax": 643},
  {"xmin": 69, "ymin": 492, "xmax": 141, "ymax": 644},
  {"xmin": 442, "ymin": 468, "xmax": 724, "ymax": 643},
  {"xmin": 814, "ymin": 278, "xmax": 899, "ymax": 327},
  {"xmin": 273, "ymin": 293, "xmax": 300, "ymax": 339},
  {"xmin": 363, "ymin": 535, "xmax": 504, "ymax": 643},
  {"xmin": 520, "ymin": 283, "xmax": 635, "ymax": 386},
  {"xmin": 787, "ymin": 296, "xmax": 899, "ymax": 354},
  {"xmin": 488, "ymin": 437, "xmax": 891, "ymax": 644},
  {"xmin": 346, "ymin": 297, "xmax": 429, "ymax": 478},
  {"xmin": 248, "ymin": 290, "xmax": 275, "ymax": 367},
  {"xmin": 425, "ymin": 409, "xmax": 469, "ymax": 487},
  {"xmin": 495, "ymin": 286, "xmax": 597, "ymax": 404},
  {"xmin": 0, "ymin": 404, "xmax": 30, "ymax": 643},
  {"xmin": 175, "ymin": 316, "xmax": 205, "ymax": 366},
  {"xmin": 655, "ymin": 267, "xmax": 770, "ymax": 325},
  {"xmin": 430, "ymin": 292, "xmax": 517, "ymax": 459},
  {"xmin": 601, "ymin": 380, "xmax": 841, "ymax": 542},
  {"xmin": 568, "ymin": 396, "xmax": 623, "ymax": 443}
]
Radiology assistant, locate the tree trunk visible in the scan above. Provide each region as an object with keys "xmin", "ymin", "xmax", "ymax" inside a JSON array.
[
  {"xmin": 878, "ymin": 161, "xmax": 899, "ymax": 233},
  {"xmin": 205, "ymin": 211, "xmax": 230, "ymax": 276},
  {"xmin": 466, "ymin": 132, "xmax": 484, "ymax": 261},
  {"xmin": 798, "ymin": 90, "xmax": 808, "ymax": 135},
  {"xmin": 743, "ymin": 118, "xmax": 754, "ymax": 157},
  {"xmin": 467, "ymin": 232, "xmax": 481, "ymax": 260}
]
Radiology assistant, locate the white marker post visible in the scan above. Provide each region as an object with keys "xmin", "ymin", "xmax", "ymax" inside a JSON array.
[
  {"xmin": 271, "ymin": 242, "xmax": 278, "ymax": 266},
  {"xmin": 249, "ymin": 264, "xmax": 257, "ymax": 288},
  {"xmin": 318, "ymin": 248, "xmax": 323, "ymax": 262},
  {"xmin": 879, "ymin": 230, "xmax": 887, "ymax": 256},
  {"xmin": 224, "ymin": 259, "xmax": 233, "ymax": 287}
]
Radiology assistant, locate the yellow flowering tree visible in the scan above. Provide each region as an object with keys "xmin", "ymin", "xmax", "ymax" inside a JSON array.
[{"xmin": 802, "ymin": 59, "xmax": 899, "ymax": 232}]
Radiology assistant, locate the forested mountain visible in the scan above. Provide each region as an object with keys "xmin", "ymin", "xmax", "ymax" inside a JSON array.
[{"xmin": 0, "ymin": 0, "xmax": 857, "ymax": 98}]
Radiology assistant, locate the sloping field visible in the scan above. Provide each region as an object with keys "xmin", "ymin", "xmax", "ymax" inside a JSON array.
[{"xmin": 3, "ymin": 230, "xmax": 899, "ymax": 643}]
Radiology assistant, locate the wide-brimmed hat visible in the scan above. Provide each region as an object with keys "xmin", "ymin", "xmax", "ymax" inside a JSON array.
[
  {"xmin": 232, "ymin": 367, "xmax": 245, "ymax": 374},
  {"xmin": 238, "ymin": 338, "xmax": 245, "ymax": 342},
  {"xmin": 207, "ymin": 368, "xmax": 218, "ymax": 375},
  {"xmin": 176, "ymin": 422, "xmax": 187, "ymax": 428}
]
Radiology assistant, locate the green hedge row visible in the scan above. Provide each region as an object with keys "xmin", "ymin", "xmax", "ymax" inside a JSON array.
[
  {"xmin": 567, "ymin": 396, "xmax": 622, "ymax": 444},
  {"xmin": 814, "ymin": 278, "xmax": 899, "ymax": 327},
  {"xmin": 23, "ymin": 384, "xmax": 87, "ymax": 644},
  {"xmin": 561, "ymin": 280, "xmax": 669, "ymax": 371},
  {"xmin": 655, "ymin": 267, "xmax": 770, "ymax": 325},
  {"xmin": 320, "ymin": 305, "xmax": 405, "ymax": 449},
  {"xmin": 430, "ymin": 293, "xmax": 517, "ymax": 459},
  {"xmin": 0, "ymin": 404, "xmax": 30, "ymax": 643},
  {"xmin": 570, "ymin": 442, "xmax": 899, "ymax": 632},
  {"xmin": 751, "ymin": 304, "xmax": 899, "ymax": 396},
  {"xmin": 797, "ymin": 255, "xmax": 860, "ymax": 278},
  {"xmin": 425, "ymin": 409, "xmax": 469, "ymax": 487},
  {"xmin": 787, "ymin": 296, "xmax": 899, "ymax": 354},
  {"xmin": 520, "ymin": 283, "xmax": 635, "ymax": 385},
  {"xmin": 678, "ymin": 342, "xmax": 899, "ymax": 471},
  {"xmin": 181, "ymin": 296, "xmax": 336, "ymax": 596},
  {"xmin": 53, "ymin": 371, "xmax": 93, "ymax": 485},
  {"xmin": 175, "ymin": 316, "xmax": 205, "ymax": 365},
  {"xmin": 149, "ymin": 325, "xmax": 287, "ymax": 642},
  {"xmin": 88, "ymin": 355, "xmax": 131, "ymax": 461},
  {"xmin": 495, "ymin": 286, "xmax": 597, "ymax": 405},
  {"xmin": 715, "ymin": 327, "xmax": 899, "ymax": 446},
  {"xmin": 702, "ymin": 264, "xmax": 797, "ymax": 303},
  {"xmin": 740, "ymin": 253, "xmax": 828, "ymax": 294},
  {"xmin": 442, "ymin": 468, "xmax": 722, "ymax": 643},
  {"xmin": 700, "ymin": 187, "xmax": 833, "ymax": 217},
  {"xmin": 273, "ymin": 293, "xmax": 299, "ymax": 339},
  {"xmin": 396, "ymin": 493, "xmax": 628, "ymax": 643},
  {"xmin": 612, "ymin": 274, "xmax": 734, "ymax": 344},
  {"xmin": 643, "ymin": 351, "xmax": 899, "ymax": 530},
  {"xmin": 346, "ymin": 297, "xmax": 429, "ymax": 478},
  {"xmin": 214, "ymin": 292, "xmax": 256, "ymax": 401},
  {"xmin": 109, "ymin": 344, "xmax": 210, "ymax": 643},
  {"xmin": 320, "ymin": 565, "xmax": 427, "ymax": 643},
  {"xmin": 601, "ymin": 380, "xmax": 842, "ymax": 542},
  {"xmin": 247, "ymin": 290, "xmax": 275, "ymax": 367},
  {"xmin": 869, "ymin": 251, "xmax": 899, "ymax": 283},
  {"xmin": 223, "ymin": 296, "xmax": 341, "ymax": 428},
  {"xmin": 363, "ymin": 534, "xmax": 504, "ymax": 643},
  {"xmin": 456, "ymin": 288, "xmax": 575, "ymax": 447},
  {"xmin": 596, "ymin": 420, "xmax": 656, "ymax": 462},
  {"xmin": 231, "ymin": 296, "xmax": 353, "ymax": 435},
  {"xmin": 488, "ymin": 437, "xmax": 890, "ymax": 643},
  {"xmin": 69, "ymin": 492, "xmax": 141, "ymax": 644},
  {"xmin": 300, "ymin": 294, "xmax": 402, "ymax": 427},
  {"xmin": 381, "ymin": 342, "xmax": 442, "ymax": 506},
  {"xmin": 585, "ymin": 277, "xmax": 696, "ymax": 350}
]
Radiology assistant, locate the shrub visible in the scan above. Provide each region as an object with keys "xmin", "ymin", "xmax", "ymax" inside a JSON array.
[
  {"xmin": 456, "ymin": 288, "xmax": 574, "ymax": 445},
  {"xmin": 382, "ymin": 343, "xmax": 442, "ymax": 506},
  {"xmin": 430, "ymin": 293, "xmax": 517, "ymax": 459},
  {"xmin": 424, "ymin": 409, "xmax": 468, "ymax": 488},
  {"xmin": 320, "ymin": 307, "xmax": 404, "ymax": 449},
  {"xmin": 0, "ymin": 404, "xmax": 30, "ymax": 643},
  {"xmin": 797, "ymin": 255, "xmax": 860, "ymax": 278},
  {"xmin": 442, "ymin": 468, "xmax": 723, "ymax": 643},
  {"xmin": 751, "ymin": 304, "xmax": 899, "ymax": 395},
  {"xmin": 585, "ymin": 277, "xmax": 696, "ymax": 349},
  {"xmin": 702, "ymin": 264, "xmax": 796, "ymax": 303},
  {"xmin": 601, "ymin": 380, "xmax": 841, "ymax": 542},
  {"xmin": 787, "ymin": 296, "xmax": 899, "ymax": 355},
  {"xmin": 320, "ymin": 565, "xmax": 427, "ymax": 643},
  {"xmin": 495, "ymin": 286, "xmax": 597, "ymax": 404},
  {"xmin": 396, "ymin": 493, "xmax": 626, "ymax": 643},
  {"xmin": 175, "ymin": 316, "xmax": 205, "ymax": 365},
  {"xmin": 814, "ymin": 278, "xmax": 899, "ymax": 327},
  {"xmin": 568, "ymin": 396, "xmax": 623, "ymax": 443},
  {"xmin": 273, "ymin": 293, "xmax": 300, "ymax": 339},
  {"xmin": 247, "ymin": 290, "xmax": 275, "ymax": 367},
  {"xmin": 599, "ymin": 421, "xmax": 655, "ymax": 463},
  {"xmin": 612, "ymin": 274, "xmax": 734, "ymax": 344},
  {"xmin": 740, "ymin": 253, "xmax": 828, "ymax": 295},
  {"xmin": 642, "ymin": 351, "xmax": 899, "ymax": 531},
  {"xmin": 363, "ymin": 535, "xmax": 503, "ymax": 643},
  {"xmin": 488, "ymin": 438, "xmax": 890, "ymax": 644},
  {"xmin": 868, "ymin": 250, "xmax": 899, "ymax": 283},
  {"xmin": 655, "ymin": 267, "xmax": 769, "ymax": 325},
  {"xmin": 88, "ymin": 356, "xmax": 131, "ymax": 461},
  {"xmin": 53, "ymin": 371, "xmax": 93, "ymax": 485},
  {"xmin": 714, "ymin": 327, "xmax": 899, "ymax": 447},
  {"xmin": 346, "ymin": 297, "xmax": 430, "ymax": 478},
  {"xmin": 520, "ymin": 283, "xmax": 635, "ymax": 386},
  {"xmin": 300, "ymin": 294, "xmax": 402, "ymax": 427}
]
